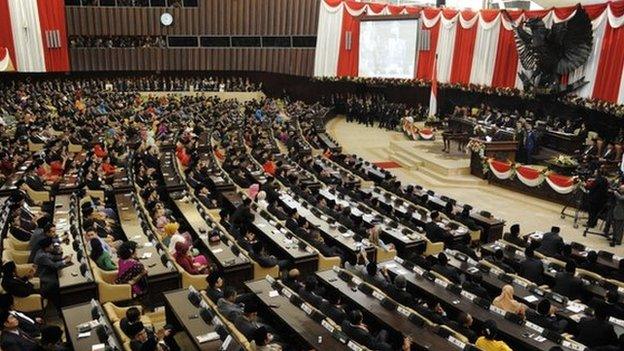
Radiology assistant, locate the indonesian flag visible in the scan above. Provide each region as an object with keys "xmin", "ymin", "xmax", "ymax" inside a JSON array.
[
  {"xmin": 0, "ymin": 0, "xmax": 69, "ymax": 72},
  {"xmin": 429, "ymin": 55, "xmax": 438, "ymax": 118}
]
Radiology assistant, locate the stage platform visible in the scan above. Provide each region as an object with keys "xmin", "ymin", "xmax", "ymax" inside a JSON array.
[{"xmin": 389, "ymin": 133, "xmax": 485, "ymax": 187}]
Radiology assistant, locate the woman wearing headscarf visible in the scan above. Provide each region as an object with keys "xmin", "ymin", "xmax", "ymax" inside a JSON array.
[
  {"xmin": 90, "ymin": 238, "xmax": 116, "ymax": 271},
  {"xmin": 492, "ymin": 284, "xmax": 526, "ymax": 316},
  {"xmin": 116, "ymin": 242, "xmax": 148, "ymax": 296},
  {"xmin": 173, "ymin": 241, "xmax": 210, "ymax": 275},
  {"xmin": 475, "ymin": 320, "xmax": 512, "ymax": 351},
  {"xmin": 1, "ymin": 262, "xmax": 35, "ymax": 298}
]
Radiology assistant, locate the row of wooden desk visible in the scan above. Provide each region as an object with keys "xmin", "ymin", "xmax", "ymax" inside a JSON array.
[{"xmin": 377, "ymin": 259, "xmax": 581, "ymax": 351}]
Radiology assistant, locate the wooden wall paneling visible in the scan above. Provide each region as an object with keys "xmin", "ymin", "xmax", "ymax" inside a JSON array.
[{"xmin": 87, "ymin": 9, "xmax": 96, "ymax": 36}]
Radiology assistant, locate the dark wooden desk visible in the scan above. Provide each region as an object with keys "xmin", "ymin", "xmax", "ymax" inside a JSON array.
[
  {"xmin": 0, "ymin": 160, "xmax": 33, "ymax": 195},
  {"xmin": 317, "ymin": 188, "xmax": 426, "ymax": 256},
  {"xmin": 55, "ymin": 195, "xmax": 97, "ymax": 307},
  {"xmin": 115, "ymin": 192, "xmax": 180, "ymax": 300},
  {"xmin": 377, "ymin": 260, "xmax": 568, "ymax": 351},
  {"xmin": 246, "ymin": 279, "xmax": 350, "ymax": 350},
  {"xmin": 160, "ymin": 151, "xmax": 186, "ymax": 192},
  {"xmin": 316, "ymin": 270, "xmax": 460, "ymax": 351},
  {"xmin": 163, "ymin": 289, "xmax": 226, "ymax": 351},
  {"xmin": 251, "ymin": 214, "xmax": 318, "ymax": 275},
  {"xmin": 402, "ymin": 186, "xmax": 504, "ymax": 241},
  {"xmin": 278, "ymin": 192, "xmax": 376, "ymax": 261},
  {"xmin": 174, "ymin": 198, "xmax": 253, "ymax": 286},
  {"xmin": 62, "ymin": 301, "xmax": 123, "ymax": 351}
]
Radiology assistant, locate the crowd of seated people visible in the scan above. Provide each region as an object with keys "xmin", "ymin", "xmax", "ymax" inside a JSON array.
[
  {"xmin": 1, "ymin": 77, "xmax": 624, "ymax": 350},
  {"xmin": 69, "ymin": 36, "xmax": 167, "ymax": 48}
]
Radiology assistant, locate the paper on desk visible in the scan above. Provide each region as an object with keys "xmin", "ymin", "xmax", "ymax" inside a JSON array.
[
  {"xmin": 566, "ymin": 303, "xmax": 585, "ymax": 313},
  {"xmin": 268, "ymin": 290, "xmax": 279, "ymax": 298},
  {"xmin": 524, "ymin": 295, "xmax": 539, "ymax": 303},
  {"xmin": 141, "ymin": 252, "xmax": 152, "ymax": 259},
  {"xmin": 212, "ymin": 248, "xmax": 223, "ymax": 254},
  {"xmin": 91, "ymin": 344, "xmax": 106, "ymax": 351},
  {"xmin": 78, "ymin": 331, "xmax": 91, "ymax": 338},
  {"xmin": 197, "ymin": 332, "xmax": 220, "ymax": 343},
  {"xmin": 569, "ymin": 313, "xmax": 583, "ymax": 323}
]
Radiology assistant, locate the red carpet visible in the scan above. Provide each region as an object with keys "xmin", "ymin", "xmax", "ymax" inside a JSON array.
[{"xmin": 373, "ymin": 161, "xmax": 401, "ymax": 169}]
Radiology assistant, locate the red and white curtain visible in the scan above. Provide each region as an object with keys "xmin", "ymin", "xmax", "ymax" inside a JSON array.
[
  {"xmin": 314, "ymin": 0, "xmax": 624, "ymax": 104},
  {"xmin": 487, "ymin": 160, "xmax": 579, "ymax": 194},
  {"xmin": 0, "ymin": 0, "xmax": 69, "ymax": 72}
]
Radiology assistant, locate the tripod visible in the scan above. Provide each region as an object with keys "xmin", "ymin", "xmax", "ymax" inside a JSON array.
[
  {"xmin": 583, "ymin": 197, "xmax": 613, "ymax": 240},
  {"xmin": 560, "ymin": 187, "xmax": 587, "ymax": 229}
]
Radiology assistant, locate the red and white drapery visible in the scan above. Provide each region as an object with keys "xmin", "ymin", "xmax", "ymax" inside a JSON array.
[
  {"xmin": 0, "ymin": 0, "xmax": 69, "ymax": 72},
  {"xmin": 314, "ymin": 0, "xmax": 624, "ymax": 104},
  {"xmin": 487, "ymin": 160, "xmax": 579, "ymax": 194}
]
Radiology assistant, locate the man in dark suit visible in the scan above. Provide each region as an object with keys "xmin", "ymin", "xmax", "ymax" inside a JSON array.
[
  {"xmin": 205, "ymin": 273, "xmax": 224, "ymax": 302},
  {"xmin": 576, "ymin": 302, "xmax": 618, "ymax": 348},
  {"xmin": 0, "ymin": 310, "xmax": 38, "ymax": 351},
  {"xmin": 298, "ymin": 276, "xmax": 324, "ymax": 306},
  {"xmin": 537, "ymin": 226, "xmax": 564, "ymax": 257},
  {"xmin": 488, "ymin": 249, "xmax": 516, "ymax": 274},
  {"xmin": 320, "ymin": 291, "xmax": 347, "ymax": 325},
  {"xmin": 386, "ymin": 274, "xmax": 413, "ymax": 306},
  {"xmin": 450, "ymin": 312, "xmax": 477, "ymax": 343},
  {"xmin": 587, "ymin": 169, "xmax": 609, "ymax": 228},
  {"xmin": 432, "ymin": 253, "xmax": 461, "ymax": 284},
  {"xmin": 527, "ymin": 299, "xmax": 567, "ymax": 332},
  {"xmin": 503, "ymin": 224, "xmax": 527, "ymax": 248},
  {"xmin": 553, "ymin": 261, "xmax": 583, "ymax": 300},
  {"xmin": 462, "ymin": 273, "xmax": 490, "ymax": 301},
  {"xmin": 234, "ymin": 303, "xmax": 262, "ymax": 340},
  {"xmin": 518, "ymin": 247, "xmax": 545, "ymax": 285},
  {"xmin": 230, "ymin": 198, "xmax": 254, "ymax": 235},
  {"xmin": 341, "ymin": 310, "xmax": 392, "ymax": 351},
  {"xmin": 424, "ymin": 211, "xmax": 450, "ymax": 244},
  {"xmin": 0, "ymin": 294, "xmax": 40, "ymax": 339}
]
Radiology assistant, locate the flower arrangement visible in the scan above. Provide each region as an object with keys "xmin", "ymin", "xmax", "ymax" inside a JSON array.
[
  {"xmin": 467, "ymin": 138, "xmax": 485, "ymax": 156},
  {"xmin": 550, "ymin": 154, "xmax": 579, "ymax": 167}
]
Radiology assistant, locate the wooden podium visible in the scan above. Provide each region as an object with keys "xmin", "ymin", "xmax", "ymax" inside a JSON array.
[{"xmin": 470, "ymin": 140, "xmax": 518, "ymax": 178}]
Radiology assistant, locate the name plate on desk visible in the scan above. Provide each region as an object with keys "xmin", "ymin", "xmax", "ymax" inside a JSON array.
[
  {"xmin": 301, "ymin": 303, "xmax": 313, "ymax": 315},
  {"xmin": 525, "ymin": 321, "xmax": 544, "ymax": 333},
  {"xmin": 413, "ymin": 266, "xmax": 425, "ymax": 276},
  {"xmin": 196, "ymin": 332, "xmax": 220, "ymax": 343},
  {"xmin": 321, "ymin": 320, "xmax": 335, "ymax": 333},
  {"xmin": 282, "ymin": 289, "xmax": 293, "ymax": 299},
  {"xmin": 562, "ymin": 340, "xmax": 586, "ymax": 351},
  {"xmin": 460, "ymin": 291, "xmax": 476, "ymax": 301},
  {"xmin": 347, "ymin": 341, "xmax": 363, "ymax": 351},
  {"xmin": 434, "ymin": 278, "xmax": 449, "ymax": 288},
  {"xmin": 447, "ymin": 336, "xmax": 466, "ymax": 349},
  {"xmin": 489, "ymin": 305, "xmax": 506, "ymax": 316},
  {"xmin": 372, "ymin": 290, "xmax": 385, "ymax": 300},
  {"xmin": 609, "ymin": 317, "xmax": 624, "ymax": 327},
  {"xmin": 397, "ymin": 306, "xmax": 411, "ymax": 317}
]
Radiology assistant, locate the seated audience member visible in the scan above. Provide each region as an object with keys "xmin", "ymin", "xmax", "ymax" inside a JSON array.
[
  {"xmin": 320, "ymin": 291, "xmax": 347, "ymax": 325},
  {"xmin": 576, "ymin": 302, "xmax": 618, "ymax": 348},
  {"xmin": 601, "ymin": 290, "xmax": 624, "ymax": 320},
  {"xmin": 475, "ymin": 320, "xmax": 512, "ymax": 351},
  {"xmin": 252, "ymin": 326, "xmax": 282, "ymax": 351},
  {"xmin": 230, "ymin": 198, "xmax": 254, "ymax": 235},
  {"xmin": 449, "ymin": 235, "xmax": 479, "ymax": 260},
  {"xmin": 34, "ymin": 237, "xmax": 71, "ymax": 305},
  {"xmin": 553, "ymin": 261, "xmax": 583, "ymax": 301},
  {"xmin": 206, "ymin": 273, "xmax": 225, "ymax": 302},
  {"xmin": 527, "ymin": 299, "xmax": 567, "ymax": 332},
  {"xmin": 282, "ymin": 269, "xmax": 303, "ymax": 292},
  {"xmin": 341, "ymin": 310, "xmax": 392, "ymax": 351},
  {"xmin": 451, "ymin": 312, "xmax": 477, "ymax": 343},
  {"xmin": 0, "ymin": 310, "xmax": 38, "ymax": 351},
  {"xmin": 579, "ymin": 250, "xmax": 600, "ymax": 272},
  {"xmin": 1, "ymin": 262, "xmax": 36, "ymax": 298},
  {"xmin": 234, "ymin": 303, "xmax": 262, "ymax": 339},
  {"xmin": 116, "ymin": 241, "xmax": 148, "ymax": 296},
  {"xmin": 386, "ymin": 274, "xmax": 413, "ymax": 306},
  {"xmin": 120, "ymin": 307, "xmax": 143, "ymax": 337},
  {"xmin": 462, "ymin": 273, "xmax": 490, "ymax": 301},
  {"xmin": 0, "ymin": 293, "xmax": 41, "ymax": 338},
  {"xmin": 37, "ymin": 325, "xmax": 70, "ymax": 351},
  {"xmin": 493, "ymin": 285, "xmax": 526, "ymax": 316},
  {"xmin": 28, "ymin": 217, "xmax": 58, "ymax": 263},
  {"xmin": 503, "ymin": 224, "xmax": 526, "ymax": 247},
  {"xmin": 126, "ymin": 321, "xmax": 170, "ymax": 351},
  {"xmin": 217, "ymin": 287, "xmax": 244, "ymax": 321},
  {"xmin": 424, "ymin": 211, "xmax": 450, "ymax": 244},
  {"xmin": 537, "ymin": 226, "xmax": 564, "ymax": 257},
  {"xmin": 518, "ymin": 247, "xmax": 544, "ymax": 285},
  {"xmin": 489, "ymin": 249, "xmax": 516, "ymax": 274},
  {"xmin": 173, "ymin": 241, "xmax": 210, "ymax": 274},
  {"xmin": 432, "ymin": 253, "xmax": 461, "ymax": 284},
  {"xmin": 298, "ymin": 276, "xmax": 324, "ymax": 306},
  {"xmin": 90, "ymin": 238, "xmax": 116, "ymax": 271}
]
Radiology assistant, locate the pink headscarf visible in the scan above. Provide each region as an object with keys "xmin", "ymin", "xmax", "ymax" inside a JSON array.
[{"xmin": 248, "ymin": 183, "xmax": 260, "ymax": 200}]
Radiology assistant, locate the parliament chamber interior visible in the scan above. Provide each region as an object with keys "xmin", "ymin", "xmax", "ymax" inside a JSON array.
[{"xmin": 2, "ymin": 0, "xmax": 624, "ymax": 350}]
